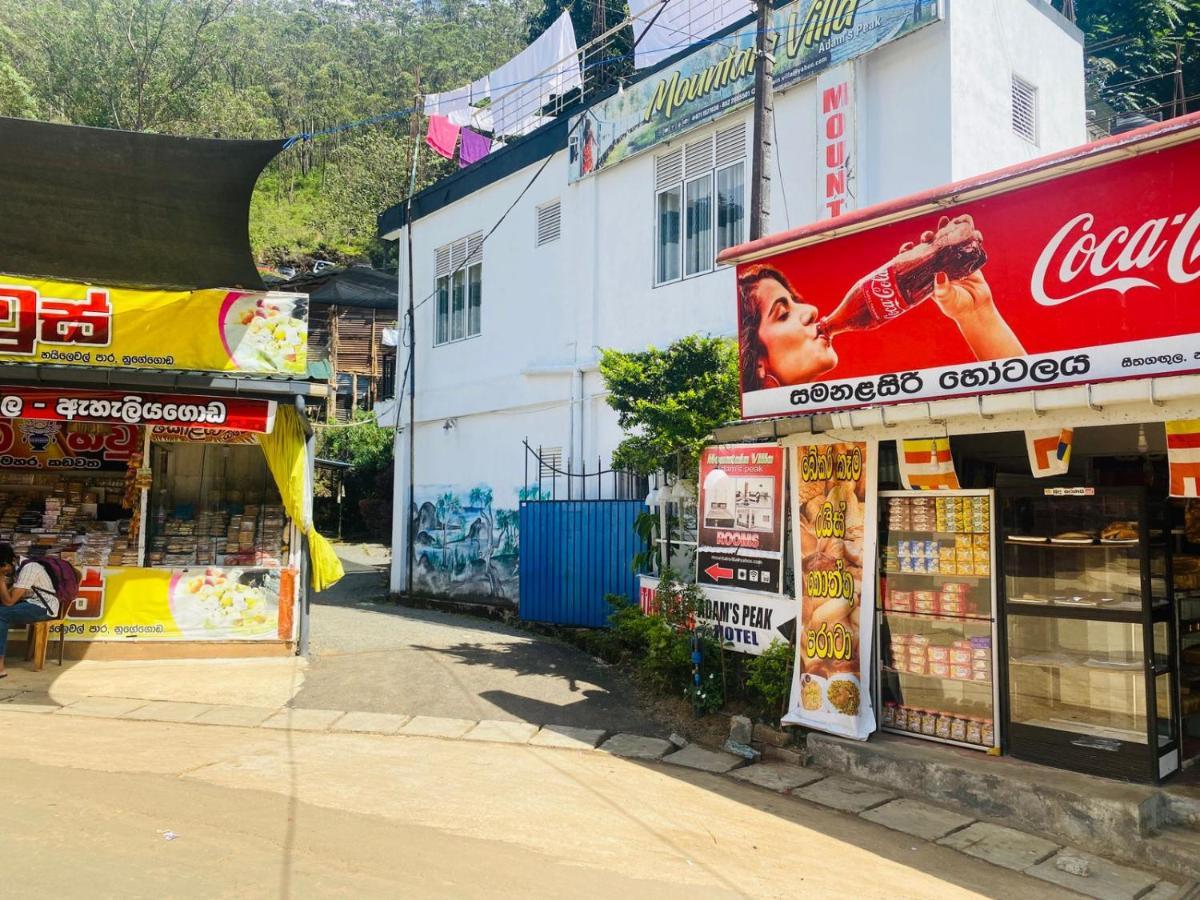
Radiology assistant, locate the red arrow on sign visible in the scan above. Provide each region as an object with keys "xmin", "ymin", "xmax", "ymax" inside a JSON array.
[{"xmin": 705, "ymin": 563, "xmax": 735, "ymax": 582}]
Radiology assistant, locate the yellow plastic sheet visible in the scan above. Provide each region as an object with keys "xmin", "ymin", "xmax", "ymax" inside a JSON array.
[{"xmin": 257, "ymin": 405, "xmax": 345, "ymax": 592}]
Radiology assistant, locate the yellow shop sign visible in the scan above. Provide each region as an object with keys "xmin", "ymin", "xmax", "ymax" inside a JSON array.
[{"xmin": 0, "ymin": 273, "xmax": 308, "ymax": 375}]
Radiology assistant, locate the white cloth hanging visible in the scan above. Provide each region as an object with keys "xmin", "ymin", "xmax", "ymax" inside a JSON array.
[
  {"xmin": 489, "ymin": 11, "xmax": 581, "ymax": 137},
  {"xmin": 633, "ymin": 0, "xmax": 752, "ymax": 70},
  {"xmin": 423, "ymin": 84, "xmax": 471, "ymax": 117}
]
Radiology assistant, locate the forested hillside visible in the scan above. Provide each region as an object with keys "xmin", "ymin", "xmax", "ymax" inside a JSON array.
[
  {"xmin": 0, "ymin": 0, "xmax": 1195, "ymax": 268},
  {"xmin": 0, "ymin": 0, "xmax": 539, "ymax": 267}
]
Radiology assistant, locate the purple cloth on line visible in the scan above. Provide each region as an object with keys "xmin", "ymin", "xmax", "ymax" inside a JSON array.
[{"xmin": 458, "ymin": 128, "xmax": 492, "ymax": 167}]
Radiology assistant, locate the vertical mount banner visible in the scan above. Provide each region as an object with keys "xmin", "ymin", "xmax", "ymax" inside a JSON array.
[
  {"xmin": 697, "ymin": 443, "xmax": 785, "ymax": 593},
  {"xmin": 816, "ymin": 62, "xmax": 857, "ymax": 221},
  {"xmin": 783, "ymin": 438, "xmax": 877, "ymax": 740}
]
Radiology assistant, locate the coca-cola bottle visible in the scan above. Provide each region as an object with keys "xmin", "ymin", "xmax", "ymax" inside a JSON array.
[{"xmin": 817, "ymin": 214, "xmax": 988, "ymax": 339}]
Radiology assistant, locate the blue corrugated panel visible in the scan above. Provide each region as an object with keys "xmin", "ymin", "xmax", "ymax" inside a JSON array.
[{"xmin": 519, "ymin": 500, "xmax": 646, "ymax": 627}]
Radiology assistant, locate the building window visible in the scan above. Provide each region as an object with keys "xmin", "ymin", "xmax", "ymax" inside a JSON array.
[
  {"xmin": 1011, "ymin": 75, "xmax": 1038, "ymax": 144},
  {"xmin": 434, "ymin": 233, "xmax": 483, "ymax": 346},
  {"xmin": 654, "ymin": 121, "xmax": 746, "ymax": 286},
  {"xmin": 536, "ymin": 200, "xmax": 561, "ymax": 246}
]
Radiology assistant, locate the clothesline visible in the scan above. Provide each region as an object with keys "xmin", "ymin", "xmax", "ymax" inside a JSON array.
[{"xmin": 279, "ymin": 15, "xmax": 812, "ymax": 148}]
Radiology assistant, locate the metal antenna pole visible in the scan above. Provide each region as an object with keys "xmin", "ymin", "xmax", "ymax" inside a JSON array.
[{"xmin": 749, "ymin": 0, "xmax": 774, "ymax": 240}]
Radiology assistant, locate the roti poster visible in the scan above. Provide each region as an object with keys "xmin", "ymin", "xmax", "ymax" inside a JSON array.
[
  {"xmin": 48, "ymin": 566, "xmax": 285, "ymax": 641},
  {"xmin": 0, "ymin": 273, "xmax": 307, "ymax": 376},
  {"xmin": 784, "ymin": 438, "xmax": 878, "ymax": 740}
]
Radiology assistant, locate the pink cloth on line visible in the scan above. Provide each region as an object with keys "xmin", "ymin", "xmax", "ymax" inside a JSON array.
[
  {"xmin": 425, "ymin": 115, "xmax": 460, "ymax": 159},
  {"xmin": 458, "ymin": 128, "xmax": 492, "ymax": 168}
]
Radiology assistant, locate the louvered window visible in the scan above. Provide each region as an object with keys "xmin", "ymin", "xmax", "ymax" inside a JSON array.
[
  {"xmin": 434, "ymin": 233, "xmax": 483, "ymax": 346},
  {"xmin": 655, "ymin": 121, "xmax": 746, "ymax": 286},
  {"xmin": 536, "ymin": 200, "xmax": 561, "ymax": 246},
  {"xmin": 1012, "ymin": 75, "xmax": 1038, "ymax": 144}
]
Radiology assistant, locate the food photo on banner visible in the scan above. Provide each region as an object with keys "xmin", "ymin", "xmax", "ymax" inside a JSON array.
[
  {"xmin": 734, "ymin": 133, "xmax": 1200, "ymax": 418},
  {"xmin": 0, "ymin": 273, "xmax": 307, "ymax": 375},
  {"xmin": 696, "ymin": 443, "xmax": 785, "ymax": 593},
  {"xmin": 784, "ymin": 438, "xmax": 877, "ymax": 740}
]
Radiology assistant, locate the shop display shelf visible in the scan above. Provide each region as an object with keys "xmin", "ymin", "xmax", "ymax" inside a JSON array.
[
  {"xmin": 887, "ymin": 528, "xmax": 990, "ymax": 537},
  {"xmin": 878, "ymin": 609, "xmax": 991, "ymax": 624},
  {"xmin": 1004, "ymin": 539, "xmax": 1143, "ymax": 550},
  {"xmin": 881, "ymin": 666, "xmax": 992, "ymax": 687},
  {"xmin": 1005, "ymin": 602, "xmax": 1146, "ymax": 623},
  {"xmin": 879, "ymin": 726, "xmax": 994, "ymax": 751},
  {"xmin": 1009, "ymin": 656, "xmax": 1146, "ymax": 674},
  {"xmin": 882, "ymin": 569, "xmax": 990, "ymax": 580}
]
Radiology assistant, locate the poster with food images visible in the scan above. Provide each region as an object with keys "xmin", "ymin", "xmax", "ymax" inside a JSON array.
[
  {"xmin": 48, "ymin": 566, "xmax": 287, "ymax": 641},
  {"xmin": 783, "ymin": 439, "xmax": 878, "ymax": 740},
  {"xmin": 697, "ymin": 443, "xmax": 785, "ymax": 594}
]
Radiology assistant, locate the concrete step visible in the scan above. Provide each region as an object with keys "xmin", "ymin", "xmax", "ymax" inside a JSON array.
[
  {"xmin": 805, "ymin": 731, "xmax": 1200, "ymax": 880},
  {"xmin": 1146, "ymin": 827, "xmax": 1200, "ymax": 883},
  {"xmin": 1163, "ymin": 787, "xmax": 1200, "ymax": 831}
]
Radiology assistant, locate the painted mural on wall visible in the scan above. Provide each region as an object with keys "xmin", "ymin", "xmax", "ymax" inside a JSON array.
[{"xmin": 412, "ymin": 484, "xmax": 533, "ymax": 601}]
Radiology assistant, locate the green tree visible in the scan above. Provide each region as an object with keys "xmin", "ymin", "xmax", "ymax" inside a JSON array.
[
  {"xmin": 0, "ymin": 56, "xmax": 35, "ymax": 117},
  {"xmin": 599, "ymin": 334, "xmax": 740, "ymax": 479},
  {"xmin": 1052, "ymin": 0, "xmax": 1200, "ymax": 128}
]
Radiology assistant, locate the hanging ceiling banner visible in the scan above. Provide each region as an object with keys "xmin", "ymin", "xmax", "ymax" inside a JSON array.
[
  {"xmin": 568, "ymin": 0, "xmax": 941, "ymax": 182},
  {"xmin": 0, "ymin": 273, "xmax": 307, "ymax": 376}
]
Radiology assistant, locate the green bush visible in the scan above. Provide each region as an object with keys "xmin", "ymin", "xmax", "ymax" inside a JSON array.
[{"xmin": 745, "ymin": 639, "xmax": 795, "ymax": 721}]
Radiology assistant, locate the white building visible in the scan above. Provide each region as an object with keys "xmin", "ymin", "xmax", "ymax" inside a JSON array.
[{"xmin": 378, "ymin": 0, "xmax": 1086, "ymax": 602}]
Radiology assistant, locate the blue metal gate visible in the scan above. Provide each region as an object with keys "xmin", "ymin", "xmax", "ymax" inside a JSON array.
[{"xmin": 519, "ymin": 500, "xmax": 646, "ymax": 627}]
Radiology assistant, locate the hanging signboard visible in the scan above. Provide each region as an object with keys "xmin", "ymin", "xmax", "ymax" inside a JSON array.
[
  {"xmin": 639, "ymin": 574, "xmax": 797, "ymax": 655},
  {"xmin": 0, "ymin": 273, "xmax": 307, "ymax": 376},
  {"xmin": 733, "ymin": 119, "xmax": 1200, "ymax": 419},
  {"xmin": 783, "ymin": 438, "xmax": 877, "ymax": 740},
  {"xmin": 567, "ymin": 0, "xmax": 940, "ymax": 182},
  {"xmin": 0, "ymin": 421, "xmax": 139, "ymax": 470},
  {"xmin": 697, "ymin": 443, "xmax": 785, "ymax": 593},
  {"xmin": 0, "ymin": 387, "xmax": 276, "ymax": 433},
  {"xmin": 149, "ymin": 425, "xmax": 259, "ymax": 445}
]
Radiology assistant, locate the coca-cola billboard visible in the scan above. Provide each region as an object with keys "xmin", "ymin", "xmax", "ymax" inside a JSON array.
[{"xmin": 732, "ymin": 125, "xmax": 1200, "ymax": 417}]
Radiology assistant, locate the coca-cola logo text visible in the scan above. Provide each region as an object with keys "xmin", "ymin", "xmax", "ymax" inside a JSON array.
[
  {"xmin": 1032, "ymin": 207, "xmax": 1200, "ymax": 306},
  {"xmin": 862, "ymin": 268, "xmax": 903, "ymax": 319}
]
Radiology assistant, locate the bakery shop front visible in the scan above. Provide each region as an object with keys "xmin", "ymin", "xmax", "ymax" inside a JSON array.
[{"xmin": 716, "ymin": 111, "xmax": 1200, "ymax": 783}]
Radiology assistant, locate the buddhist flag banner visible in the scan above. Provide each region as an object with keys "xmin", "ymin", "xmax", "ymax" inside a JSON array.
[
  {"xmin": 1167, "ymin": 421, "xmax": 1200, "ymax": 498},
  {"xmin": 1025, "ymin": 427, "xmax": 1074, "ymax": 479},
  {"xmin": 898, "ymin": 437, "xmax": 960, "ymax": 491}
]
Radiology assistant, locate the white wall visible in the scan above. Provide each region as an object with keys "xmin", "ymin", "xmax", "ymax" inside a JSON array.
[
  {"xmin": 387, "ymin": 0, "xmax": 1085, "ymax": 597},
  {"xmin": 947, "ymin": 0, "xmax": 1086, "ymax": 180}
]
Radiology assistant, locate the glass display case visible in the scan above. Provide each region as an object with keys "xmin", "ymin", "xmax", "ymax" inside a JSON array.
[
  {"xmin": 999, "ymin": 487, "xmax": 1179, "ymax": 783},
  {"xmin": 877, "ymin": 490, "xmax": 999, "ymax": 751}
]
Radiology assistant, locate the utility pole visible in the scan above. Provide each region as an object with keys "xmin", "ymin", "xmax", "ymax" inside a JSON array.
[
  {"xmin": 592, "ymin": 0, "xmax": 606, "ymax": 43},
  {"xmin": 404, "ymin": 70, "xmax": 421, "ymax": 597},
  {"xmin": 1061, "ymin": 0, "xmax": 1075, "ymax": 24},
  {"xmin": 1173, "ymin": 42, "xmax": 1188, "ymax": 119},
  {"xmin": 749, "ymin": 0, "xmax": 774, "ymax": 241}
]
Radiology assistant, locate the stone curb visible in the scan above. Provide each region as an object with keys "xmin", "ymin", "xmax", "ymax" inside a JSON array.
[{"xmin": 0, "ymin": 695, "xmax": 1180, "ymax": 898}]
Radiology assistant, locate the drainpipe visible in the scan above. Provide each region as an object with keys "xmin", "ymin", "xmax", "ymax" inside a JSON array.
[{"xmin": 574, "ymin": 368, "xmax": 585, "ymax": 495}]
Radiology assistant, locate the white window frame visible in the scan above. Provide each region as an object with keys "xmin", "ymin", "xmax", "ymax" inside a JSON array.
[
  {"xmin": 653, "ymin": 122, "xmax": 746, "ymax": 288},
  {"xmin": 433, "ymin": 234, "xmax": 483, "ymax": 347}
]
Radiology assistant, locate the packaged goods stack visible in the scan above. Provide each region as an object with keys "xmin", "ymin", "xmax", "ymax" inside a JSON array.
[{"xmin": 878, "ymin": 489, "xmax": 998, "ymax": 751}]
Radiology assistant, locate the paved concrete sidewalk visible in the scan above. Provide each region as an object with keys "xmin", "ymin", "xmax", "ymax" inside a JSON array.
[{"xmin": 295, "ymin": 543, "xmax": 665, "ymax": 735}]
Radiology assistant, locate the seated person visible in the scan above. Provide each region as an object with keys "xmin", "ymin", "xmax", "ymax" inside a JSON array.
[{"xmin": 0, "ymin": 543, "xmax": 59, "ymax": 678}]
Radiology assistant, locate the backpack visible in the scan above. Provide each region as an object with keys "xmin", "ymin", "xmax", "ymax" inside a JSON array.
[{"xmin": 17, "ymin": 557, "xmax": 80, "ymax": 620}]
